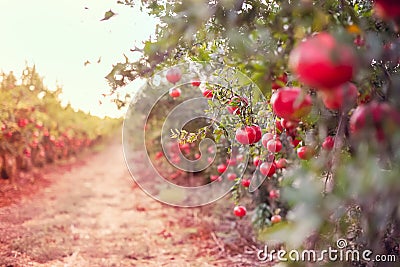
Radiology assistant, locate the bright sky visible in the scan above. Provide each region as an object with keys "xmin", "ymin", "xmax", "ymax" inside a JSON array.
[{"xmin": 0, "ymin": 0, "xmax": 157, "ymax": 118}]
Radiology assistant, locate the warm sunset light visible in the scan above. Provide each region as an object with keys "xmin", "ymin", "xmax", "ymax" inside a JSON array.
[{"xmin": 0, "ymin": 0, "xmax": 156, "ymax": 118}]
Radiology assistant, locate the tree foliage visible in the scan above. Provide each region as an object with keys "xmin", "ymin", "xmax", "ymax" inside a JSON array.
[
  {"xmin": 110, "ymin": 1, "xmax": 400, "ymax": 265},
  {"xmin": 0, "ymin": 66, "xmax": 120, "ymax": 179}
]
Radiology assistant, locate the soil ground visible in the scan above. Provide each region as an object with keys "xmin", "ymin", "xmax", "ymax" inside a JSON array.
[{"xmin": 0, "ymin": 139, "xmax": 263, "ymax": 267}]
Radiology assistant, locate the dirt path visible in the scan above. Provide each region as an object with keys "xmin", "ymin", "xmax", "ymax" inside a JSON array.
[{"xmin": 0, "ymin": 140, "xmax": 246, "ymax": 267}]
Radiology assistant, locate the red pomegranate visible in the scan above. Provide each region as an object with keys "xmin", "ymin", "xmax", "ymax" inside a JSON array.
[
  {"xmin": 270, "ymin": 87, "xmax": 312, "ymax": 121},
  {"xmin": 289, "ymin": 32, "xmax": 356, "ymax": 90},
  {"xmin": 374, "ymin": 0, "xmax": 400, "ymax": 19},
  {"xmin": 350, "ymin": 101, "xmax": 400, "ymax": 142},
  {"xmin": 320, "ymin": 82, "xmax": 358, "ymax": 111}
]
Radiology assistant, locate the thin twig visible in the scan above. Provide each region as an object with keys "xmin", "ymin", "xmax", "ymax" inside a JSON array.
[{"xmin": 211, "ymin": 231, "xmax": 225, "ymax": 253}]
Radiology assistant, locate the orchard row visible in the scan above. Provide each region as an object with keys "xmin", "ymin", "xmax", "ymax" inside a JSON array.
[{"xmin": 0, "ymin": 67, "xmax": 120, "ymax": 180}]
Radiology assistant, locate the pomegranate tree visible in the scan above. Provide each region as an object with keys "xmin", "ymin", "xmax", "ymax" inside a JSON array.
[{"xmin": 111, "ymin": 0, "xmax": 400, "ymax": 261}]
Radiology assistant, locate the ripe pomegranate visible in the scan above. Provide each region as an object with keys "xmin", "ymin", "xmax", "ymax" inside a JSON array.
[
  {"xmin": 251, "ymin": 125, "xmax": 262, "ymax": 143},
  {"xmin": 289, "ymin": 32, "xmax": 356, "ymax": 89},
  {"xmin": 5, "ymin": 131, "xmax": 12, "ymax": 138},
  {"xmin": 217, "ymin": 163, "xmax": 227, "ymax": 174},
  {"xmin": 210, "ymin": 175, "xmax": 221, "ymax": 182},
  {"xmin": 271, "ymin": 214, "xmax": 282, "ymax": 224},
  {"xmin": 236, "ymin": 126, "xmax": 255, "ymax": 145},
  {"xmin": 350, "ymin": 101, "xmax": 400, "ymax": 142},
  {"xmin": 235, "ymin": 124, "xmax": 261, "ymax": 145},
  {"xmin": 260, "ymin": 162, "xmax": 277, "ymax": 177},
  {"xmin": 169, "ymin": 88, "xmax": 181, "ymax": 98},
  {"xmin": 275, "ymin": 158, "xmax": 288, "ymax": 169},
  {"xmin": 202, "ymin": 89, "xmax": 213, "ymax": 98},
  {"xmin": 227, "ymin": 173, "xmax": 237, "ymax": 181},
  {"xmin": 241, "ymin": 179, "xmax": 251, "ymax": 188},
  {"xmin": 281, "ymin": 118, "xmax": 299, "ymax": 130},
  {"xmin": 322, "ymin": 136, "xmax": 335, "ymax": 150},
  {"xmin": 155, "ymin": 151, "xmax": 164, "ymax": 160},
  {"xmin": 269, "ymin": 189, "xmax": 280, "ymax": 199},
  {"xmin": 266, "ymin": 139, "xmax": 282, "ymax": 153},
  {"xmin": 374, "ymin": 0, "xmax": 400, "ymax": 19},
  {"xmin": 233, "ymin": 205, "xmax": 247, "ymax": 217},
  {"xmin": 271, "ymin": 87, "xmax": 312, "ymax": 121},
  {"xmin": 262, "ymin": 133, "xmax": 274, "ymax": 148},
  {"xmin": 18, "ymin": 118, "xmax": 29, "ymax": 128},
  {"xmin": 191, "ymin": 79, "xmax": 201, "ymax": 87},
  {"xmin": 23, "ymin": 148, "xmax": 31, "ymax": 158},
  {"xmin": 253, "ymin": 156, "xmax": 262, "ymax": 167},
  {"xmin": 297, "ymin": 146, "xmax": 315, "ymax": 160},
  {"xmin": 166, "ymin": 68, "xmax": 182, "ymax": 84},
  {"xmin": 320, "ymin": 83, "xmax": 358, "ymax": 111}
]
